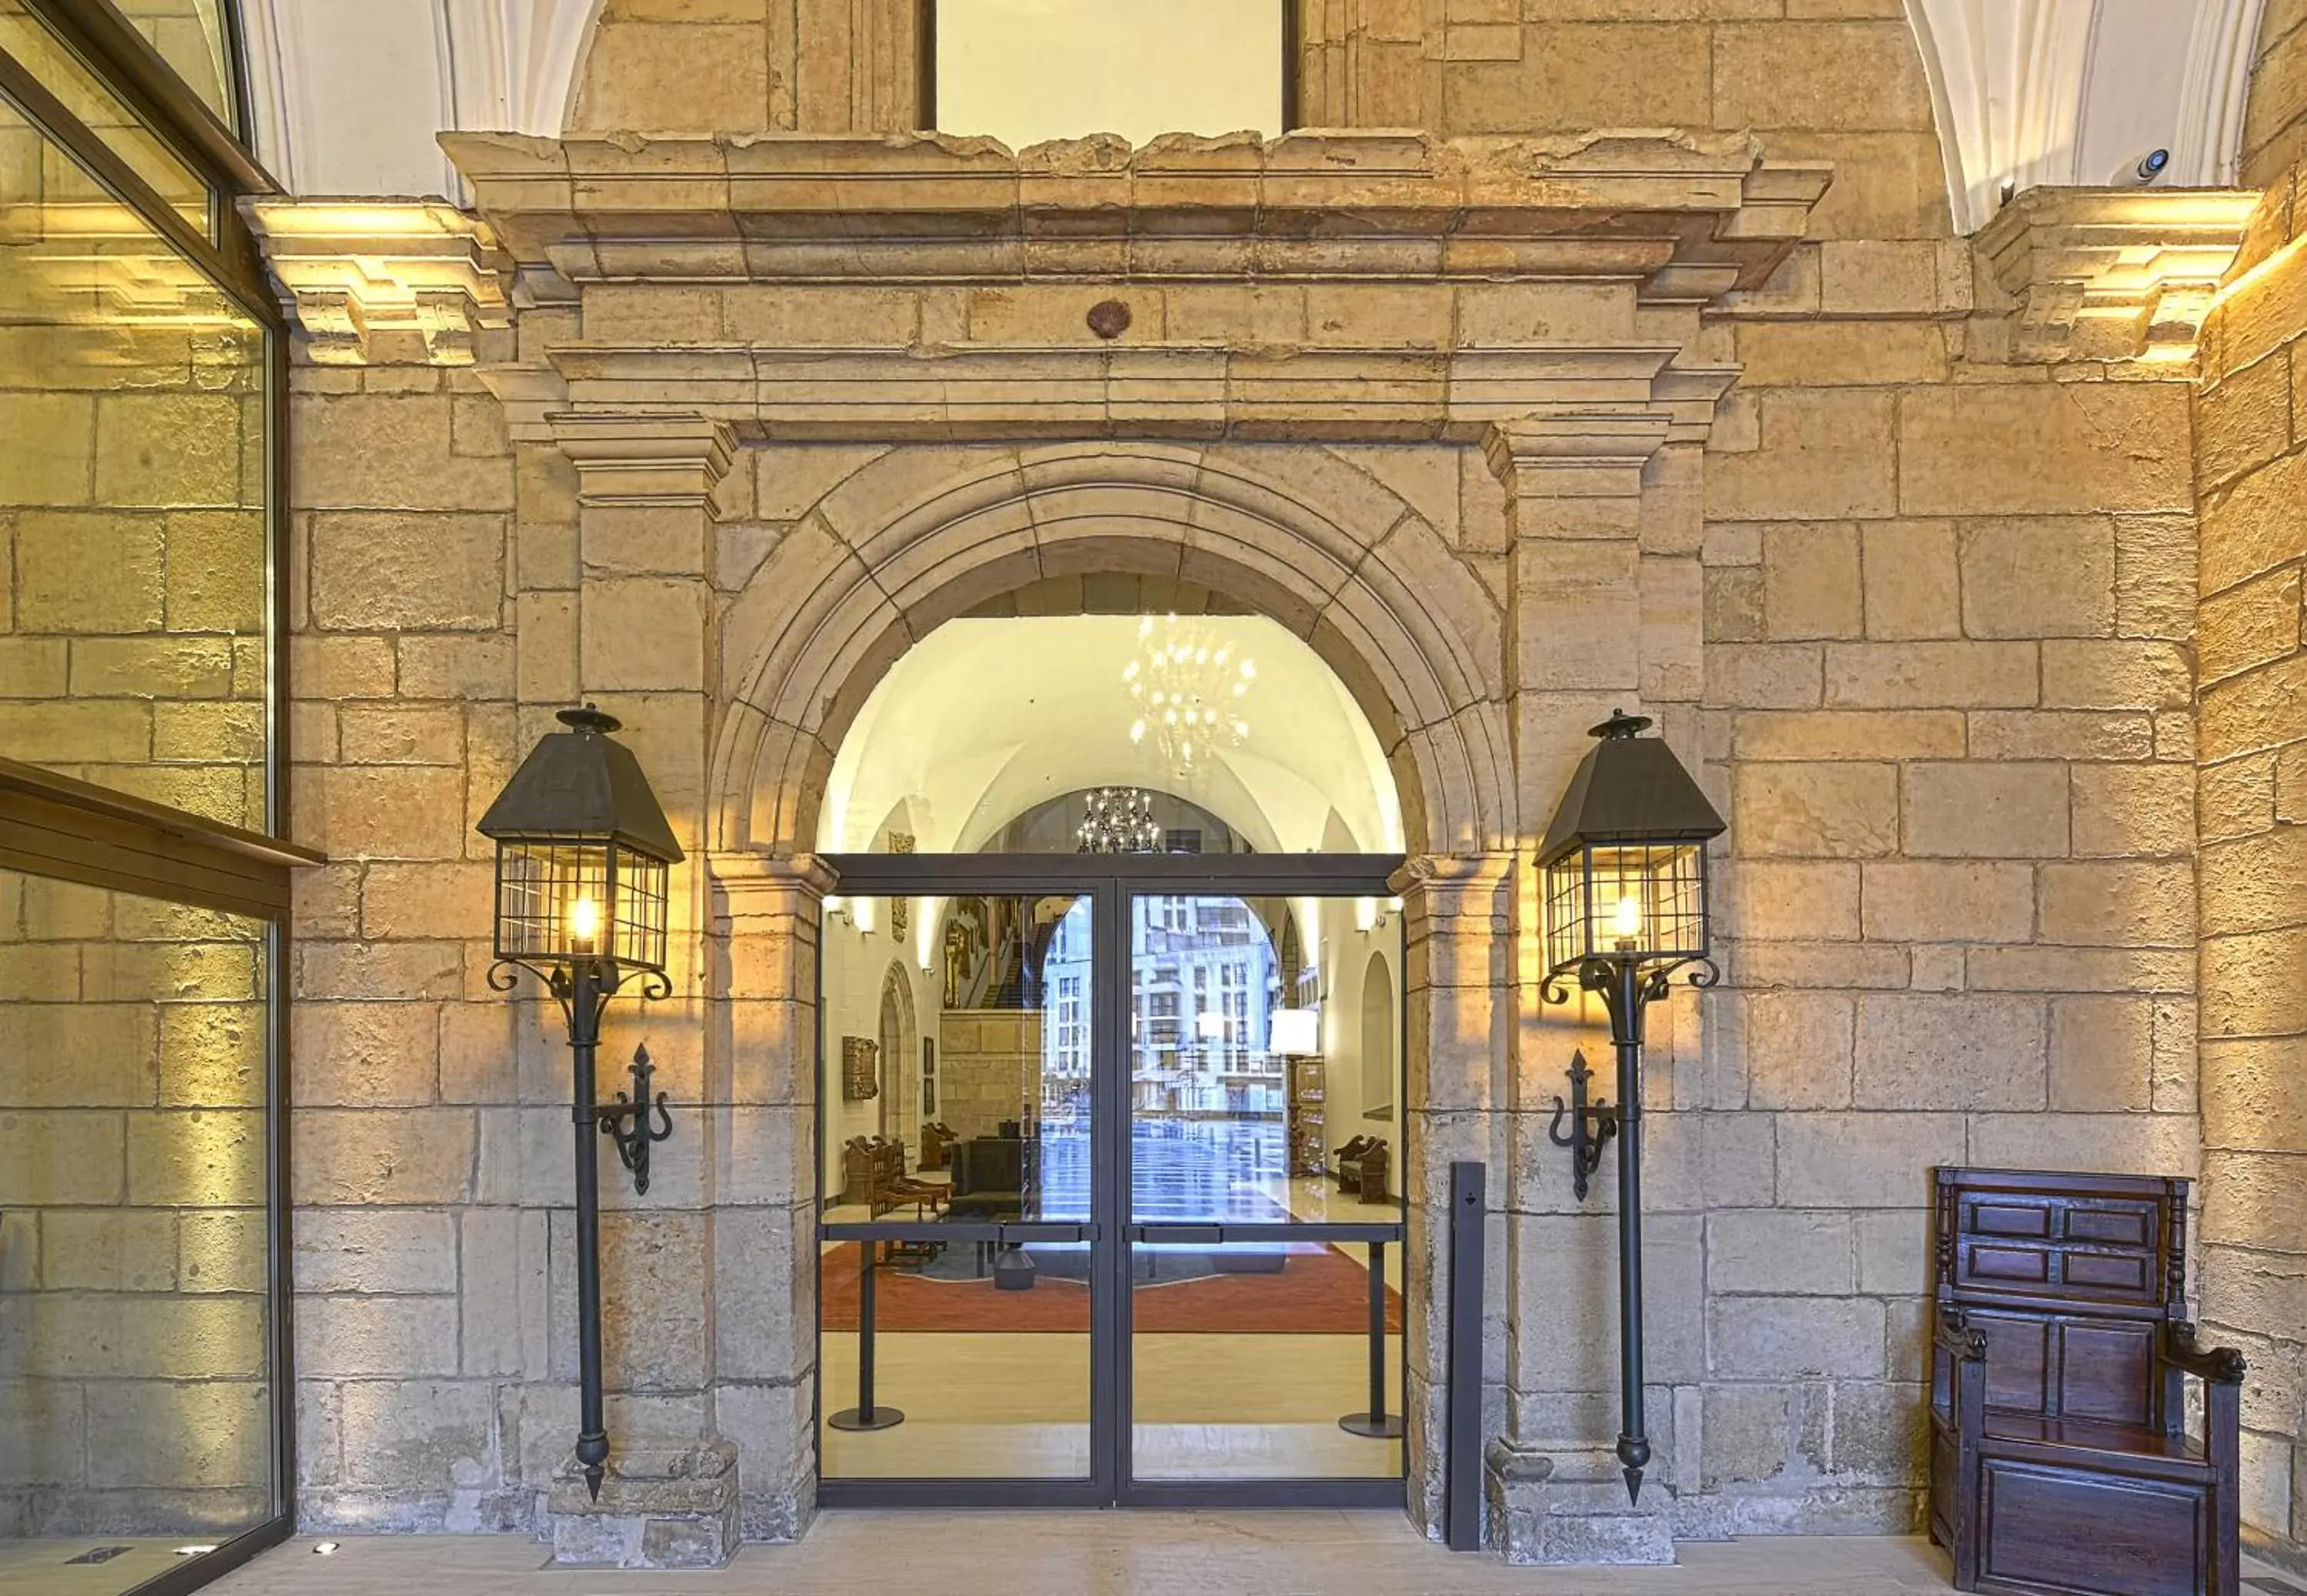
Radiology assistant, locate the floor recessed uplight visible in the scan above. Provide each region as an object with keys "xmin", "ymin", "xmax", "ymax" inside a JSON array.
[
  {"xmin": 174, "ymin": 1546, "xmax": 218, "ymax": 1558},
  {"xmin": 313, "ymin": 1542, "xmax": 341, "ymax": 1555}
]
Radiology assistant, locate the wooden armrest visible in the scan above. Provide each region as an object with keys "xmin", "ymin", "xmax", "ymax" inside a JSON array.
[
  {"xmin": 2162, "ymin": 1322, "xmax": 2246, "ymax": 1384},
  {"xmin": 1936, "ymin": 1306, "xmax": 1987, "ymax": 1362}
]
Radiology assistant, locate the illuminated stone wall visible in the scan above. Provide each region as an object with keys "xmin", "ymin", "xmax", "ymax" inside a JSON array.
[
  {"xmin": 249, "ymin": 0, "xmax": 2257, "ymax": 1565},
  {"xmin": 2196, "ymin": 0, "xmax": 2307, "ymax": 1562}
]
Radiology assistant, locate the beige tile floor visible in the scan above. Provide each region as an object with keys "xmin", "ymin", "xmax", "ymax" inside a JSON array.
[
  {"xmin": 37, "ymin": 1517, "xmax": 2307, "ymax": 1596},
  {"xmin": 185, "ymin": 1516, "xmax": 2026, "ymax": 1596},
  {"xmin": 820, "ymin": 1328, "xmax": 1406, "ymax": 1478}
]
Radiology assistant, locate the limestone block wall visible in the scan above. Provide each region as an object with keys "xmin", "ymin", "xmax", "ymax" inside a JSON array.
[
  {"xmin": 571, "ymin": 0, "xmax": 1949, "ymax": 250},
  {"xmin": 2245, "ymin": 0, "xmax": 2307, "ymax": 189},
  {"xmin": 1676, "ymin": 254, "xmax": 2205, "ymax": 1532},
  {"xmin": 0, "ymin": 873, "xmax": 274, "ymax": 1538},
  {"xmin": 282, "ymin": 354, "xmax": 550, "ymax": 1533},
  {"xmin": 1303, "ymin": 0, "xmax": 1948, "ymax": 244},
  {"xmin": 2195, "ymin": 165, "xmax": 2307, "ymax": 1563}
]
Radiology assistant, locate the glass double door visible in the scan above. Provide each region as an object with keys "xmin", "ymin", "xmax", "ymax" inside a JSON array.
[{"xmin": 815, "ymin": 861, "xmax": 1407, "ymax": 1506}]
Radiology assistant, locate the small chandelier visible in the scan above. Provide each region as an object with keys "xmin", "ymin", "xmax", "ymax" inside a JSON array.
[
  {"xmin": 1077, "ymin": 786, "xmax": 1161, "ymax": 853},
  {"xmin": 1124, "ymin": 613, "xmax": 1253, "ymax": 773}
]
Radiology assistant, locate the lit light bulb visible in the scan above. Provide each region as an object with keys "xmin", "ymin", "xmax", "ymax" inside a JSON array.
[
  {"xmin": 1611, "ymin": 894, "xmax": 1643, "ymax": 941},
  {"xmin": 568, "ymin": 895, "xmax": 602, "ymax": 949},
  {"xmin": 1130, "ymin": 719, "xmax": 1147, "ymax": 743}
]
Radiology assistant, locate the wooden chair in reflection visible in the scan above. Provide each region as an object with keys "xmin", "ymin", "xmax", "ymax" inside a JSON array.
[
  {"xmin": 842, "ymin": 1135, "xmax": 949, "ymax": 1220},
  {"xmin": 1930, "ymin": 1166, "xmax": 2243, "ymax": 1596}
]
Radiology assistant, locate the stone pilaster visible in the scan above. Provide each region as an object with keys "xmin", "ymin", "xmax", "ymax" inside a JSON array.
[
  {"xmin": 1391, "ymin": 851, "xmax": 1516, "ymax": 1539},
  {"xmin": 702, "ymin": 851, "xmax": 834, "ymax": 1541},
  {"xmin": 531, "ymin": 413, "xmax": 744, "ymax": 1560},
  {"xmin": 1483, "ymin": 411, "xmax": 1700, "ymax": 1564}
]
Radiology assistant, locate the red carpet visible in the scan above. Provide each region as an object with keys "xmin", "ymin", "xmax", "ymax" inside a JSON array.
[{"xmin": 821, "ymin": 1243, "xmax": 1403, "ymax": 1335}]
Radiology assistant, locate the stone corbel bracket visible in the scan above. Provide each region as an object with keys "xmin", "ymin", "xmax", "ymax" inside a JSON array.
[
  {"xmin": 440, "ymin": 128, "xmax": 1828, "ymax": 304},
  {"xmin": 1975, "ymin": 185, "xmax": 2259, "ymax": 364},
  {"xmin": 242, "ymin": 199, "xmax": 514, "ymax": 366}
]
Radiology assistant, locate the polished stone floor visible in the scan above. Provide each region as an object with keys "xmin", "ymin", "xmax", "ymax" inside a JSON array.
[{"xmin": 166, "ymin": 1515, "xmax": 2298, "ymax": 1596}]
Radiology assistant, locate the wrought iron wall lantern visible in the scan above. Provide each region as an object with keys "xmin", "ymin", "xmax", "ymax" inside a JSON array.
[
  {"xmin": 1538, "ymin": 709, "xmax": 1726, "ymax": 1506},
  {"xmin": 478, "ymin": 704, "xmax": 685, "ymax": 1501}
]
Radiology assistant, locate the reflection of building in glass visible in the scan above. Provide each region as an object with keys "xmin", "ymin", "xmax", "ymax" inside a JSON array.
[
  {"xmin": 1136, "ymin": 896, "xmax": 1280, "ymax": 1117},
  {"xmin": 1042, "ymin": 895, "xmax": 1290, "ymax": 1119}
]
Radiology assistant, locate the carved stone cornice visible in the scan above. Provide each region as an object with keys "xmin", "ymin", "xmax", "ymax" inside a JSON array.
[
  {"xmin": 1975, "ymin": 185, "xmax": 2258, "ymax": 363},
  {"xmin": 440, "ymin": 128, "xmax": 1829, "ymax": 302},
  {"xmin": 549, "ymin": 413, "xmax": 737, "ymax": 507},
  {"xmin": 242, "ymin": 199, "xmax": 513, "ymax": 365}
]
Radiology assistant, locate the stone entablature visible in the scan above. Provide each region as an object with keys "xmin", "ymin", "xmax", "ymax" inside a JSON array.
[{"xmin": 439, "ymin": 129, "xmax": 1829, "ymax": 301}]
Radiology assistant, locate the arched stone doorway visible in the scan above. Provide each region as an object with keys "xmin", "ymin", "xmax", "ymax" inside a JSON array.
[{"xmin": 797, "ymin": 570, "xmax": 1417, "ymax": 1505}]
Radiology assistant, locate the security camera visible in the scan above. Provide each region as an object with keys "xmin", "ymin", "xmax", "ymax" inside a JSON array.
[{"xmin": 2126, "ymin": 148, "xmax": 2172, "ymax": 186}]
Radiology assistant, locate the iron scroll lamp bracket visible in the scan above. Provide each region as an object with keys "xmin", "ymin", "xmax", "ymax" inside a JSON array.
[
  {"xmin": 598, "ymin": 1042, "xmax": 675, "ymax": 1196},
  {"xmin": 486, "ymin": 954, "xmax": 674, "ymax": 1500},
  {"xmin": 1540, "ymin": 953, "xmax": 1720, "ymax": 1508},
  {"xmin": 1547, "ymin": 1050, "xmax": 1620, "ymax": 1202}
]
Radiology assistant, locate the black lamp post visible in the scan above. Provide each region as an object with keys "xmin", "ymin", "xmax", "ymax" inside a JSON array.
[
  {"xmin": 1536, "ymin": 710, "xmax": 1725, "ymax": 1506},
  {"xmin": 478, "ymin": 705, "xmax": 684, "ymax": 1501}
]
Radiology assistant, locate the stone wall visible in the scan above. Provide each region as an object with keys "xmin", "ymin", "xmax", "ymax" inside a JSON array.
[
  {"xmin": 0, "ymin": 873, "xmax": 274, "ymax": 1538},
  {"xmin": 1303, "ymin": 0, "xmax": 1947, "ymax": 241},
  {"xmin": 1685, "ymin": 239, "xmax": 2205, "ymax": 1534},
  {"xmin": 2245, "ymin": 0, "xmax": 2307, "ymax": 190},
  {"xmin": 247, "ymin": 3, "xmax": 2263, "ymax": 1564},
  {"xmin": 572, "ymin": 0, "xmax": 1950, "ymax": 248},
  {"xmin": 2195, "ymin": 148, "xmax": 2307, "ymax": 1565}
]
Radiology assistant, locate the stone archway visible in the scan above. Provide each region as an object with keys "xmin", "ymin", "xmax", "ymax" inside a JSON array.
[
  {"xmin": 708, "ymin": 441, "xmax": 1513, "ymax": 863},
  {"xmin": 701, "ymin": 437, "xmax": 1520, "ymax": 1532}
]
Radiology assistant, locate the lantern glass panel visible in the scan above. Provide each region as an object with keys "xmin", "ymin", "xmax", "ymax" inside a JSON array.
[
  {"xmin": 494, "ymin": 838, "xmax": 671, "ymax": 973},
  {"xmin": 1544, "ymin": 840, "xmax": 1709, "ymax": 973}
]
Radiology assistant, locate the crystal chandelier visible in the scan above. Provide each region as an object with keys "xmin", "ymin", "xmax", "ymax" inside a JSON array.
[
  {"xmin": 1077, "ymin": 786, "xmax": 1161, "ymax": 853},
  {"xmin": 1124, "ymin": 614, "xmax": 1253, "ymax": 773}
]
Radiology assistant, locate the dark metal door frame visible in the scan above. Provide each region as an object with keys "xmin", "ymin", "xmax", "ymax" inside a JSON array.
[{"xmin": 814, "ymin": 853, "xmax": 1410, "ymax": 1510}]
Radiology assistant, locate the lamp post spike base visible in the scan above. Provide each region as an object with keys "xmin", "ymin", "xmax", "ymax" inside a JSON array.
[
  {"xmin": 584, "ymin": 1463, "xmax": 604, "ymax": 1503},
  {"xmin": 1616, "ymin": 1432, "xmax": 1651, "ymax": 1506}
]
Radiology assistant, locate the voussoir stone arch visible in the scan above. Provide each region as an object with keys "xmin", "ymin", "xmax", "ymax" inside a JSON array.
[{"xmin": 709, "ymin": 442, "xmax": 1512, "ymax": 860}]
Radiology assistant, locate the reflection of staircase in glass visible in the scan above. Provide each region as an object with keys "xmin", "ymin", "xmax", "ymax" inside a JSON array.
[{"xmin": 951, "ymin": 896, "xmax": 1051, "ymax": 1009}]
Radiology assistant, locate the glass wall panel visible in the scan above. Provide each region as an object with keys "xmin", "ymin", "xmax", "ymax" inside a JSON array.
[
  {"xmin": 818, "ymin": 1238, "xmax": 1093, "ymax": 1480},
  {"xmin": 935, "ymin": 0, "xmax": 1285, "ymax": 148},
  {"xmin": 0, "ymin": 93, "xmax": 269, "ymax": 832},
  {"xmin": 0, "ymin": 868, "xmax": 276, "ymax": 1594},
  {"xmin": 821, "ymin": 894, "xmax": 1094, "ymax": 1227},
  {"xmin": 1130, "ymin": 894, "xmax": 1403, "ymax": 1225},
  {"xmin": 820, "ymin": 893, "xmax": 1097, "ymax": 1481},
  {"xmin": 0, "ymin": 2, "xmax": 209, "ymax": 231},
  {"xmin": 112, "ymin": 0, "xmax": 238, "ymax": 135}
]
